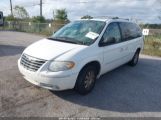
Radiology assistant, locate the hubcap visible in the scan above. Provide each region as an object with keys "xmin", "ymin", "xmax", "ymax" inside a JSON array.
[{"xmin": 84, "ymin": 71, "xmax": 95, "ymax": 89}]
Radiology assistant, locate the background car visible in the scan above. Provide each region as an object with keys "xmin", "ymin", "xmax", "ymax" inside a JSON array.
[{"xmin": 0, "ymin": 11, "xmax": 4, "ymax": 26}]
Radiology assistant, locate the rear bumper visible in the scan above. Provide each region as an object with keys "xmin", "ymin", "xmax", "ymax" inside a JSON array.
[{"xmin": 18, "ymin": 59, "xmax": 78, "ymax": 91}]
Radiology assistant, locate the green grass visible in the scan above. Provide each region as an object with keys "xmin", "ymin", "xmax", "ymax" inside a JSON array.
[{"xmin": 142, "ymin": 35, "xmax": 161, "ymax": 57}]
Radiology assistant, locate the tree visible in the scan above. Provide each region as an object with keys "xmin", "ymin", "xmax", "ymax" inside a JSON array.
[
  {"xmin": 14, "ymin": 5, "xmax": 29, "ymax": 19},
  {"xmin": 5, "ymin": 15, "xmax": 15, "ymax": 21},
  {"xmin": 81, "ymin": 15, "xmax": 93, "ymax": 19},
  {"xmin": 54, "ymin": 9, "xmax": 68, "ymax": 21},
  {"xmin": 32, "ymin": 16, "xmax": 46, "ymax": 23}
]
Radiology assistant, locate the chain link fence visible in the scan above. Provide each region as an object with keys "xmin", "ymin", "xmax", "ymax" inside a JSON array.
[{"xmin": 0, "ymin": 21, "xmax": 66, "ymax": 36}]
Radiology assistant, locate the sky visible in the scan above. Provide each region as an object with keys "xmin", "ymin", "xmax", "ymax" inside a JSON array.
[{"xmin": 0, "ymin": 0, "xmax": 161, "ymax": 23}]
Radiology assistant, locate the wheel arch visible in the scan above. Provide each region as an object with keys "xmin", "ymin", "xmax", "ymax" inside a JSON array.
[
  {"xmin": 74, "ymin": 60, "xmax": 101, "ymax": 92},
  {"xmin": 78, "ymin": 60, "xmax": 101, "ymax": 77},
  {"xmin": 137, "ymin": 47, "xmax": 141, "ymax": 52}
]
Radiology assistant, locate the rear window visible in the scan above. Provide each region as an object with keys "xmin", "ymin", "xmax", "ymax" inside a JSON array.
[{"xmin": 119, "ymin": 22, "xmax": 142, "ymax": 41}]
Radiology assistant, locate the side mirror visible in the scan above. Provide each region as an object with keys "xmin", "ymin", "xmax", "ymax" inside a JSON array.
[
  {"xmin": 99, "ymin": 37, "xmax": 116, "ymax": 47},
  {"xmin": 107, "ymin": 37, "xmax": 116, "ymax": 44}
]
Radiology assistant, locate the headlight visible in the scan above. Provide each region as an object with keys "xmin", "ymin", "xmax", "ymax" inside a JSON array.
[{"xmin": 48, "ymin": 61, "xmax": 75, "ymax": 72}]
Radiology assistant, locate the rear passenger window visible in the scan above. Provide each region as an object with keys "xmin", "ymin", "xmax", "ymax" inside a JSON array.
[
  {"xmin": 119, "ymin": 22, "xmax": 142, "ymax": 41},
  {"xmin": 101, "ymin": 22, "xmax": 121, "ymax": 45}
]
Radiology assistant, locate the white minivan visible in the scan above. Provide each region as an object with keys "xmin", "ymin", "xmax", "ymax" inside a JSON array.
[{"xmin": 18, "ymin": 18, "xmax": 144, "ymax": 94}]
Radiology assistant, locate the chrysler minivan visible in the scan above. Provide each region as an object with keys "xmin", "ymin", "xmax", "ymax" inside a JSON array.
[{"xmin": 18, "ymin": 18, "xmax": 144, "ymax": 94}]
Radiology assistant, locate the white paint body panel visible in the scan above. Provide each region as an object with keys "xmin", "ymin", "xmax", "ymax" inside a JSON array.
[{"xmin": 24, "ymin": 39, "xmax": 86, "ymax": 60}]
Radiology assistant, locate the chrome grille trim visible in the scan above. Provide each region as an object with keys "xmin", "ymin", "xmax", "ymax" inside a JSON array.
[{"xmin": 20, "ymin": 54, "xmax": 47, "ymax": 72}]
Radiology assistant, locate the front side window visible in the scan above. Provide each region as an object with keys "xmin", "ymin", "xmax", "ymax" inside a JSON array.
[
  {"xmin": 100, "ymin": 22, "xmax": 121, "ymax": 46},
  {"xmin": 49, "ymin": 20, "xmax": 106, "ymax": 46}
]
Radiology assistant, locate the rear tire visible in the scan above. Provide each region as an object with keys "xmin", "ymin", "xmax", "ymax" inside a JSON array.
[
  {"xmin": 129, "ymin": 49, "xmax": 140, "ymax": 66},
  {"xmin": 75, "ymin": 66, "xmax": 97, "ymax": 95}
]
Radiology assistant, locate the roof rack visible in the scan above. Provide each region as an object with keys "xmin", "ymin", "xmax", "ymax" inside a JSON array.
[{"xmin": 92, "ymin": 16, "xmax": 129, "ymax": 21}]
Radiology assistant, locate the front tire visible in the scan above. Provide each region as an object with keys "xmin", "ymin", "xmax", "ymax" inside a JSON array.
[
  {"xmin": 129, "ymin": 50, "xmax": 140, "ymax": 66},
  {"xmin": 75, "ymin": 66, "xmax": 97, "ymax": 95}
]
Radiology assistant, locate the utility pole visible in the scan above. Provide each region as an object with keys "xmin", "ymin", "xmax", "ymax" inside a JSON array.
[
  {"xmin": 40, "ymin": 0, "xmax": 42, "ymax": 17},
  {"xmin": 9, "ymin": 0, "xmax": 13, "ymax": 17}
]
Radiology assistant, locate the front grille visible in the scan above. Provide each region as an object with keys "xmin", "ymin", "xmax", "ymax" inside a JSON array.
[{"xmin": 20, "ymin": 54, "xmax": 47, "ymax": 72}]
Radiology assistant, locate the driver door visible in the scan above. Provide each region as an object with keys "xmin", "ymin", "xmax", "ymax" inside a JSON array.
[{"xmin": 100, "ymin": 22, "xmax": 126, "ymax": 74}]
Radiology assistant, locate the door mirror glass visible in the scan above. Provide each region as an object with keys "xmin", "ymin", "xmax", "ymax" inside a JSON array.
[
  {"xmin": 106, "ymin": 37, "xmax": 116, "ymax": 44},
  {"xmin": 100, "ymin": 37, "xmax": 116, "ymax": 46}
]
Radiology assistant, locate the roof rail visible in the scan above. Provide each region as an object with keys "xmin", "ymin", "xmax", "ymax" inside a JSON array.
[{"xmin": 92, "ymin": 16, "xmax": 129, "ymax": 21}]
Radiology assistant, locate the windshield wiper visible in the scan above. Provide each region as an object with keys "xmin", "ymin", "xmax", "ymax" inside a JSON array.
[
  {"xmin": 48, "ymin": 37, "xmax": 84, "ymax": 45},
  {"xmin": 47, "ymin": 37, "xmax": 62, "ymax": 41}
]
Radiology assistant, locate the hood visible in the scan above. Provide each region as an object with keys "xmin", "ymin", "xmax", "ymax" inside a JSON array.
[{"xmin": 23, "ymin": 38, "xmax": 84, "ymax": 60}]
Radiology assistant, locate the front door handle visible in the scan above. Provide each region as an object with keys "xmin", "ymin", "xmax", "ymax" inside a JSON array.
[{"xmin": 120, "ymin": 48, "xmax": 124, "ymax": 52}]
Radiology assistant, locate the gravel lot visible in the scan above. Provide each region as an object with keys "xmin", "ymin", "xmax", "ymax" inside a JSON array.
[{"xmin": 0, "ymin": 31, "xmax": 161, "ymax": 117}]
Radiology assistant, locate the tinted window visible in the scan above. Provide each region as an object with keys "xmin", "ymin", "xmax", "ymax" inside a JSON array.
[
  {"xmin": 101, "ymin": 22, "xmax": 121, "ymax": 45},
  {"xmin": 135, "ymin": 24, "xmax": 142, "ymax": 37},
  {"xmin": 0, "ymin": 14, "xmax": 2, "ymax": 19},
  {"xmin": 119, "ymin": 22, "xmax": 142, "ymax": 41}
]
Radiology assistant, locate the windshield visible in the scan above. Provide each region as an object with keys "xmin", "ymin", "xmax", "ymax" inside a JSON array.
[{"xmin": 49, "ymin": 20, "xmax": 106, "ymax": 46}]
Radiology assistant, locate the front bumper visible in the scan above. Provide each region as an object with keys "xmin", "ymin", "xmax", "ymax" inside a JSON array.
[{"xmin": 18, "ymin": 59, "xmax": 78, "ymax": 91}]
